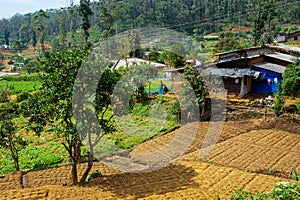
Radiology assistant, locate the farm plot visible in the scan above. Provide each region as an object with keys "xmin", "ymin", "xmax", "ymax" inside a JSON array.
[
  {"xmin": 131, "ymin": 120, "xmax": 259, "ymax": 157},
  {"xmin": 0, "ymin": 120, "xmax": 296, "ymax": 199},
  {"xmin": 24, "ymin": 162, "xmax": 120, "ymax": 188},
  {"xmin": 0, "ymin": 161, "xmax": 291, "ymax": 199},
  {"xmin": 183, "ymin": 129, "xmax": 300, "ymax": 176},
  {"xmin": 0, "ymin": 163, "xmax": 120, "ymax": 190},
  {"xmin": 0, "ymin": 171, "xmax": 23, "ymax": 190}
]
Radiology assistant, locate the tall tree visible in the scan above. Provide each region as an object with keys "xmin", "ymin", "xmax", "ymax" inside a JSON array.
[
  {"xmin": 59, "ymin": 9, "xmax": 67, "ymax": 48},
  {"xmin": 99, "ymin": 0, "xmax": 120, "ymax": 39},
  {"xmin": 26, "ymin": 48, "xmax": 121, "ymax": 184},
  {"xmin": 68, "ymin": 0, "xmax": 76, "ymax": 47},
  {"xmin": 252, "ymin": 0, "xmax": 276, "ymax": 46},
  {"xmin": 33, "ymin": 9, "xmax": 49, "ymax": 51},
  {"xmin": 183, "ymin": 65, "xmax": 208, "ymax": 117},
  {"xmin": 26, "ymin": 49, "xmax": 89, "ymax": 185},
  {"xmin": 78, "ymin": 0, "xmax": 93, "ymax": 45},
  {"xmin": 73, "ymin": 55, "xmax": 123, "ymax": 183},
  {"xmin": 0, "ymin": 102, "xmax": 26, "ymax": 171}
]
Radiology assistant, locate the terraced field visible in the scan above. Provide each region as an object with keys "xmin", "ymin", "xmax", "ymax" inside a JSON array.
[
  {"xmin": 0, "ymin": 163, "xmax": 119, "ymax": 190},
  {"xmin": 0, "ymin": 118, "xmax": 299, "ymax": 199},
  {"xmin": 180, "ymin": 129, "xmax": 300, "ymax": 177},
  {"xmin": 0, "ymin": 161, "xmax": 291, "ymax": 199}
]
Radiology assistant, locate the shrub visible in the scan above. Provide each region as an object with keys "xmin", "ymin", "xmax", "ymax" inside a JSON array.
[
  {"xmin": 1, "ymin": 73, "xmax": 40, "ymax": 81},
  {"xmin": 282, "ymin": 61, "xmax": 300, "ymax": 96},
  {"xmin": 214, "ymin": 37, "xmax": 241, "ymax": 53},
  {"xmin": 230, "ymin": 182, "xmax": 300, "ymax": 200},
  {"xmin": 0, "ymin": 85, "xmax": 12, "ymax": 102},
  {"xmin": 230, "ymin": 189, "xmax": 254, "ymax": 200},
  {"xmin": 0, "ymin": 150, "xmax": 16, "ymax": 175},
  {"xmin": 13, "ymin": 55, "xmax": 24, "ymax": 63},
  {"xmin": 19, "ymin": 146, "xmax": 63, "ymax": 172},
  {"xmin": 297, "ymin": 102, "xmax": 300, "ymax": 114},
  {"xmin": 24, "ymin": 60, "xmax": 41, "ymax": 74},
  {"xmin": 273, "ymin": 94, "xmax": 285, "ymax": 117},
  {"xmin": 10, "ymin": 66, "xmax": 17, "ymax": 72},
  {"xmin": 86, "ymin": 170, "xmax": 103, "ymax": 181},
  {"xmin": 167, "ymin": 100, "xmax": 181, "ymax": 116},
  {"xmin": 16, "ymin": 91, "xmax": 31, "ymax": 102},
  {"xmin": 271, "ymin": 182, "xmax": 300, "ymax": 199}
]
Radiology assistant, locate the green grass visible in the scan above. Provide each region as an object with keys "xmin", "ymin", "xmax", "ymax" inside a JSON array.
[
  {"xmin": 108, "ymin": 97, "xmax": 180, "ymax": 151},
  {"xmin": 0, "ymin": 89, "xmax": 180, "ymax": 175},
  {"xmin": 0, "ymin": 81, "xmax": 41, "ymax": 94},
  {"xmin": 0, "ymin": 146, "xmax": 64, "ymax": 175},
  {"xmin": 0, "ymin": 73, "xmax": 40, "ymax": 81},
  {"xmin": 284, "ymin": 41, "xmax": 300, "ymax": 45}
]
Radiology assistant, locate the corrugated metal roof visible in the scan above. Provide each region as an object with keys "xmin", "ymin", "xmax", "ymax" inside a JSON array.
[
  {"xmin": 205, "ymin": 68, "xmax": 260, "ymax": 78},
  {"xmin": 112, "ymin": 58, "xmax": 167, "ymax": 69},
  {"xmin": 0, "ymin": 72, "xmax": 19, "ymax": 77},
  {"xmin": 266, "ymin": 44, "xmax": 300, "ymax": 55},
  {"xmin": 253, "ymin": 62, "xmax": 286, "ymax": 74},
  {"xmin": 265, "ymin": 52, "xmax": 297, "ymax": 63}
]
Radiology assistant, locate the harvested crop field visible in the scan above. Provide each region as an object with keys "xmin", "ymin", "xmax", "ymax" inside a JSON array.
[
  {"xmin": 181, "ymin": 129, "xmax": 300, "ymax": 177},
  {"xmin": 0, "ymin": 161, "xmax": 291, "ymax": 199},
  {"xmin": 0, "ymin": 118, "xmax": 299, "ymax": 199}
]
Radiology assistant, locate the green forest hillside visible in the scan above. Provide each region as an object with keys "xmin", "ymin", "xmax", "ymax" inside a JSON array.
[{"xmin": 0, "ymin": 0, "xmax": 299, "ymax": 49}]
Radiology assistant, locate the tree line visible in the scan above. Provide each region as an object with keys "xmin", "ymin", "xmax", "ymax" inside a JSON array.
[{"xmin": 0, "ymin": 0, "xmax": 299, "ymax": 49}]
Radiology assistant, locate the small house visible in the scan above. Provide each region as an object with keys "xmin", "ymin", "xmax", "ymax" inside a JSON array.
[
  {"xmin": 287, "ymin": 31, "xmax": 300, "ymax": 42},
  {"xmin": 112, "ymin": 58, "xmax": 167, "ymax": 72},
  {"xmin": 277, "ymin": 31, "xmax": 300, "ymax": 42},
  {"xmin": 213, "ymin": 45, "xmax": 300, "ymax": 96},
  {"xmin": 0, "ymin": 45, "xmax": 10, "ymax": 50},
  {"xmin": 160, "ymin": 45, "xmax": 299, "ymax": 97},
  {"xmin": 14, "ymin": 63, "xmax": 24, "ymax": 67}
]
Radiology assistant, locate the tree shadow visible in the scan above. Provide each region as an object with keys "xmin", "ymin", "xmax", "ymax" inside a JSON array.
[{"xmin": 82, "ymin": 163, "xmax": 199, "ymax": 199}]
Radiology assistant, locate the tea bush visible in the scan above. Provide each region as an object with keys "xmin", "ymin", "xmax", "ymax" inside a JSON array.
[{"xmin": 230, "ymin": 182, "xmax": 300, "ymax": 200}]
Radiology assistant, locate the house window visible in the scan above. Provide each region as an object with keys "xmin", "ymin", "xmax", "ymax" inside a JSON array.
[{"xmin": 294, "ymin": 36, "xmax": 298, "ymax": 41}]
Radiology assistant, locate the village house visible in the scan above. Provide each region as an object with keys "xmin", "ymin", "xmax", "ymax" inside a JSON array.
[
  {"xmin": 209, "ymin": 44, "xmax": 300, "ymax": 97},
  {"xmin": 0, "ymin": 45, "xmax": 10, "ymax": 50},
  {"xmin": 164, "ymin": 44, "xmax": 300, "ymax": 97},
  {"xmin": 112, "ymin": 58, "xmax": 167, "ymax": 73},
  {"xmin": 14, "ymin": 62, "xmax": 24, "ymax": 67},
  {"xmin": 277, "ymin": 31, "xmax": 300, "ymax": 42}
]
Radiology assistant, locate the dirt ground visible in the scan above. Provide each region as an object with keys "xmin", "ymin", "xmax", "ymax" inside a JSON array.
[{"xmin": 1, "ymin": 114, "xmax": 299, "ymax": 199}]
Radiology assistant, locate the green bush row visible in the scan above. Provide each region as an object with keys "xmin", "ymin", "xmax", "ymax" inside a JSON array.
[
  {"xmin": 0, "ymin": 73, "xmax": 40, "ymax": 81},
  {"xmin": 230, "ymin": 182, "xmax": 300, "ymax": 200}
]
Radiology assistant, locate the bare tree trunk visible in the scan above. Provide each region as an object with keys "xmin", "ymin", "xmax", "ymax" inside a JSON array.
[
  {"xmin": 80, "ymin": 151, "xmax": 93, "ymax": 183},
  {"xmin": 71, "ymin": 157, "xmax": 78, "ymax": 185},
  {"xmin": 12, "ymin": 153, "xmax": 20, "ymax": 171},
  {"xmin": 9, "ymin": 142, "xmax": 20, "ymax": 171},
  {"xmin": 63, "ymin": 141, "xmax": 78, "ymax": 185},
  {"xmin": 13, "ymin": 156, "xmax": 20, "ymax": 171}
]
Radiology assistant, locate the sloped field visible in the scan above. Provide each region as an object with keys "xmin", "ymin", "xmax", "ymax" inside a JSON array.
[
  {"xmin": 0, "ymin": 161, "xmax": 290, "ymax": 200},
  {"xmin": 132, "ymin": 120, "xmax": 258, "ymax": 155},
  {"xmin": 0, "ymin": 171, "xmax": 23, "ymax": 190},
  {"xmin": 0, "ymin": 120, "xmax": 298, "ymax": 199},
  {"xmin": 181, "ymin": 129, "xmax": 300, "ymax": 177}
]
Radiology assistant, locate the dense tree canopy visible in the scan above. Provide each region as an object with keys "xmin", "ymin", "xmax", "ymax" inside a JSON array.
[{"xmin": 0, "ymin": 0, "xmax": 299, "ymax": 49}]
